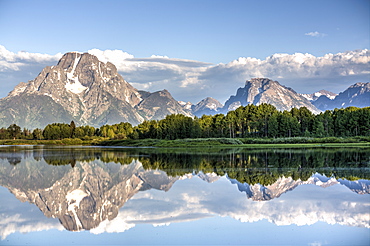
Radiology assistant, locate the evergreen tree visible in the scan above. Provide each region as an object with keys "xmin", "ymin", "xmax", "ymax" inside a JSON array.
[{"xmin": 70, "ymin": 121, "xmax": 76, "ymax": 138}]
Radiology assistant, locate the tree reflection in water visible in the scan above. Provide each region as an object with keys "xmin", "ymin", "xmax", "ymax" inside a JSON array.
[{"xmin": 0, "ymin": 146, "xmax": 368, "ymax": 238}]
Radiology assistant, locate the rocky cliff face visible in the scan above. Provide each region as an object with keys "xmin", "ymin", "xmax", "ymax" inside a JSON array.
[
  {"xmin": 136, "ymin": 89, "xmax": 192, "ymax": 120},
  {"xmin": 0, "ymin": 52, "xmax": 190, "ymax": 128},
  {"xmin": 312, "ymin": 82, "xmax": 370, "ymax": 111},
  {"xmin": 301, "ymin": 90, "xmax": 337, "ymax": 101},
  {"xmin": 0, "ymin": 94, "xmax": 75, "ymax": 129},
  {"xmin": 178, "ymin": 97, "xmax": 223, "ymax": 117},
  {"xmin": 223, "ymin": 78, "xmax": 321, "ymax": 114},
  {"xmin": 191, "ymin": 97, "xmax": 223, "ymax": 117}
]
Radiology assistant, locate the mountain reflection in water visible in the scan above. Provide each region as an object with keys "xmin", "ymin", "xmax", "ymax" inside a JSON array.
[{"xmin": 0, "ymin": 146, "xmax": 369, "ymax": 242}]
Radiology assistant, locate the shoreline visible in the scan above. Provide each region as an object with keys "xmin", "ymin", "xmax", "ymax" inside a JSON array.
[{"xmin": 0, "ymin": 137, "xmax": 369, "ymax": 148}]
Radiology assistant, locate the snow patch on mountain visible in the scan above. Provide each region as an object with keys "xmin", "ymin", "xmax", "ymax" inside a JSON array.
[
  {"xmin": 301, "ymin": 90, "xmax": 337, "ymax": 101},
  {"xmin": 65, "ymin": 80, "xmax": 88, "ymax": 94},
  {"xmin": 178, "ymin": 101, "xmax": 193, "ymax": 110}
]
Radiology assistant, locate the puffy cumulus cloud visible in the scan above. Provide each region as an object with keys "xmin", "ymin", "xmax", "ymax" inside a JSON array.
[
  {"xmin": 87, "ymin": 48, "xmax": 134, "ymax": 65},
  {"xmin": 309, "ymin": 241, "xmax": 328, "ymax": 246},
  {"xmin": 305, "ymin": 31, "xmax": 327, "ymax": 37},
  {"xmin": 84, "ymin": 175, "xmax": 370, "ymax": 235},
  {"xmin": 199, "ymin": 49, "xmax": 370, "ymax": 102},
  {"xmin": 112, "ymin": 49, "xmax": 370, "ymax": 103},
  {"xmin": 0, "ymin": 45, "xmax": 63, "ymax": 97},
  {"xmin": 111, "ymin": 57, "xmax": 211, "ymax": 102},
  {"xmin": 0, "ymin": 45, "xmax": 369, "ymax": 103},
  {"xmin": 150, "ymin": 54, "xmax": 169, "ymax": 58},
  {"xmin": 0, "ymin": 214, "xmax": 63, "ymax": 240},
  {"xmin": 1, "ymin": 171, "xmax": 368, "ymax": 240},
  {"xmin": 208, "ymin": 49, "xmax": 370, "ymax": 80},
  {"xmin": 90, "ymin": 218, "xmax": 135, "ymax": 234},
  {"xmin": 84, "ymin": 48, "xmax": 212, "ymax": 102},
  {"xmin": 0, "ymin": 187, "xmax": 63, "ymax": 240},
  {"xmin": 0, "ymin": 45, "xmax": 62, "ymax": 71}
]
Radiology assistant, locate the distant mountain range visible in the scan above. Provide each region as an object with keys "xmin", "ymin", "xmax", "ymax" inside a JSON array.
[
  {"xmin": 301, "ymin": 89, "xmax": 337, "ymax": 101},
  {"xmin": 310, "ymin": 83, "xmax": 370, "ymax": 111},
  {"xmin": 181, "ymin": 79, "xmax": 369, "ymax": 116},
  {"xmin": 0, "ymin": 51, "xmax": 368, "ymax": 128}
]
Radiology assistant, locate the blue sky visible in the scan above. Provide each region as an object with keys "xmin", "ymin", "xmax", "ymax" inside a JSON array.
[{"xmin": 0, "ymin": 0, "xmax": 369, "ymax": 103}]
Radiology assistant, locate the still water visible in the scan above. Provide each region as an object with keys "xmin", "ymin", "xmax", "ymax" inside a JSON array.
[{"xmin": 0, "ymin": 145, "xmax": 369, "ymax": 246}]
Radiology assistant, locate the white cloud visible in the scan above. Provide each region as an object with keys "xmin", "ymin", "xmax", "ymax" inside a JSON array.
[
  {"xmin": 197, "ymin": 49, "xmax": 370, "ymax": 102},
  {"xmin": 309, "ymin": 241, "xmax": 327, "ymax": 246},
  {"xmin": 87, "ymin": 48, "xmax": 134, "ymax": 64},
  {"xmin": 84, "ymin": 175, "xmax": 370, "ymax": 235},
  {"xmin": 305, "ymin": 31, "xmax": 327, "ymax": 37},
  {"xmin": 0, "ymin": 45, "xmax": 369, "ymax": 104},
  {"xmin": 0, "ymin": 45, "xmax": 62, "ymax": 72},
  {"xmin": 0, "ymin": 189, "xmax": 64, "ymax": 240},
  {"xmin": 150, "ymin": 54, "xmax": 169, "ymax": 58},
  {"xmin": 1, "ymin": 159, "xmax": 369, "ymax": 241},
  {"xmin": 0, "ymin": 45, "xmax": 62, "ymax": 63}
]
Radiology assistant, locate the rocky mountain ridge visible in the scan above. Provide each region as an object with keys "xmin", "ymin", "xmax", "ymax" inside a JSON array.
[
  {"xmin": 0, "ymin": 51, "xmax": 368, "ymax": 129},
  {"xmin": 0, "ymin": 52, "xmax": 190, "ymax": 129},
  {"xmin": 311, "ymin": 82, "xmax": 370, "ymax": 111},
  {"xmin": 179, "ymin": 97, "xmax": 223, "ymax": 117},
  {"xmin": 222, "ymin": 78, "xmax": 321, "ymax": 114}
]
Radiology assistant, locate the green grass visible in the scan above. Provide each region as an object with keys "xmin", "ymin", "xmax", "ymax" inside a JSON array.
[
  {"xmin": 0, "ymin": 138, "xmax": 103, "ymax": 146},
  {"xmin": 1, "ymin": 136, "xmax": 369, "ymax": 148},
  {"xmin": 98, "ymin": 138, "xmax": 244, "ymax": 147},
  {"xmin": 98, "ymin": 137, "xmax": 370, "ymax": 148},
  {"xmin": 239, "ymin": 136, "xmax": 370, "ymax": 144},
  {"xmin": 235, "ymin": 142, "xmax": 370, "ymax": 148}
]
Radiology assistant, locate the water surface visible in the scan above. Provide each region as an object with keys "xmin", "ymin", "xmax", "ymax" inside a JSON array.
[{"xmin": 0, "ymin": 146, "xmax": 369, "ymax": 245}]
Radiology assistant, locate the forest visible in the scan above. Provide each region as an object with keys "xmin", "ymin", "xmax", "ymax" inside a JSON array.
[{"xmin": 0, "ymin": 104, "xmax": 369, "ymax": 141}]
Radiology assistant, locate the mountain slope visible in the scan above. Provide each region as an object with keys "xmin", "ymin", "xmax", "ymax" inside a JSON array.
[
  {"xmin": 0, "ymin": 52, "xmax": 190, "ymax": 128},
  {"xmin": 0, "ymin": 94, "xmax": 75, "ymax": 129},
  {"xmin": 136, "ymin": 89, "xmax": 192, "ymax": 120},
  {"xmin": 312, "ymin": 82, "xmax": 370, "ymax": 111},
  {"xmin": 222, "ymin": 78, "xmax": 321, "ymax": 114},
  {"xmin": 191, "ymin": 97, "xmax": 223, "ymax": 117}
]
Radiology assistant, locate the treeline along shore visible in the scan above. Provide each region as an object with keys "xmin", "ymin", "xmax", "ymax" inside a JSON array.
[{"xmin": 0, "ymin": 104, "xmax": 369, "ymax": 146}]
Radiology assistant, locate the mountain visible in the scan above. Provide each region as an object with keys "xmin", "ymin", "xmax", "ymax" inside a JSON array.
[
  {"xmin": 312, "ymin": 82, "xmax": 370, "ymax": 111},
  {"xmin": 178, "ymin": 97, "xmax": 223, "ymax": 117},
  {"xmin": 191, "ymin": 97, "xmax": 223, "ymax": 117},
  {"xmin": 136, "ymin": 89, "xmax": 191, "ymax": 120},
  {"xmin": 178, "ymin": 101, "xmax": 193, "ymax": 111},
  {"xmin": 222, "ymin": 78, "xmax": 321, "ymax": 114},
  {"xmin": 1, "ymin": 50, "xmax": 367, "ymax": 129},
  {"xmin": 229, "ymin": 173, "xmax": 370, "ymax": 201},
  {"xmin": 301, "ymin": 89, "xmax": 337, "ymax": 101},
  {"xmin": 0, "ymin": 52, "xmax": 190, "ymax": 129}
]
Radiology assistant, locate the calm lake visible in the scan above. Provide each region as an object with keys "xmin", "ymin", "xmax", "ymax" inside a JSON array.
[{"xmin": 0, "ymin": 145, "xmax": 369, "ymax": 246}]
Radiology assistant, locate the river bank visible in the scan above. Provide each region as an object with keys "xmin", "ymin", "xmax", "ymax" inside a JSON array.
[{"xmin": 1, "ymin": 136, "xmax": 369, "ymax": 148}]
